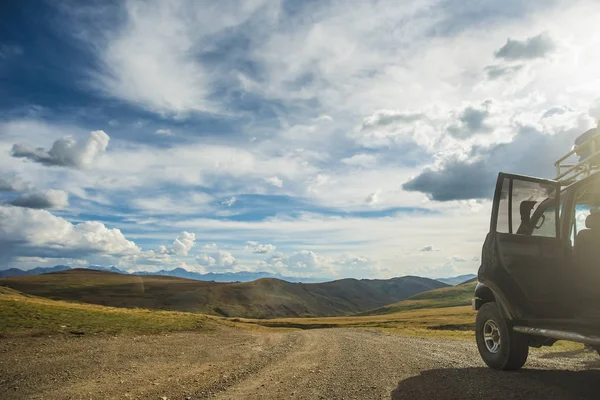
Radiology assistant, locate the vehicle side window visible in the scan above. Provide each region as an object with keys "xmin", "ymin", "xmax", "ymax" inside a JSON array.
[
  {"xmin": 571, "ymin": 204, "xmax": 592, "ymax": 246},
  {"xmin": 531, "ymin": 207, "xmax": 557, "ymax": 237},
  {"xmin": 496, "ymin": 178, "xmax": 510, "ymax": 233},
  {"xmin": 496, "ymin": 176, "xmax": 558, "ymax": 237}
]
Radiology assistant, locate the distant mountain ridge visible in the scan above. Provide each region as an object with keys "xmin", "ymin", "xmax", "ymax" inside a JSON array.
[
  {"xmin": 0, "ymin": 265, "xmax": 72, "ymax": 278},
  {"xmin": 0, "ymin": 265, "xmax": 327, "ymax": 283},
  {"xmin": 435, "ymin": 274, "xmax": 477, "ymax": 286},
  {"xmin": 0, "ymin": 269, "xmax": 449, "ymax": 318}
]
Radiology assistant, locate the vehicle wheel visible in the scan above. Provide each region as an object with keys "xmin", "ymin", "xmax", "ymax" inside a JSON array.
[{"xmin": 476, "ymin": 302, "xmax": 529, "ymax": 370}]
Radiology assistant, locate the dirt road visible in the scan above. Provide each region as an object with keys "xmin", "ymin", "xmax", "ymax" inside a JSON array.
[{"xmin": 1, "ymin": 328, "xmax": 599, "ymax": 400}]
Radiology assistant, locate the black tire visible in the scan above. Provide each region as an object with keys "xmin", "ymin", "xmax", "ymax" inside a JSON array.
[{"xmin": 476, "ymin": 302, "xmax": 529, "ymax": 370}]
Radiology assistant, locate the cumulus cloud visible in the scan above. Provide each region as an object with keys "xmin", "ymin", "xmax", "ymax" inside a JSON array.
[
  {"xmin": 365, "ymin": 190, "xmax": 380, "ymax": 206},
  {"xmin": 353, "ymin": 110, "xmax": 432, "ymax": 149},
  {"xmin": 9, "ymin": 190, "xmax": 69, "ymax": 210},
  {"xmin": 0, "ymin": 205, "xmax": 139, "ymax": 261},
  {"xmin": 158, "ymin": 231, "xmax": 196, "ymax": 256},
  {"xmin": 260, "ymin": 250, "xmax": 323, "ymax": 274},
  {"xmin": 245, "ymin": 241, "xmax": 276, "ymax": 254},
  {"xmin": 484, "ymin": 64, "xmax": 524, "ymax": 80},
  {"xmin": 170, "ymin": 231, "xmax": 196, "ymax": 256},
  {"xmin": 447, "ymin": 102, "xmax": 493, "ymax": 139},
  {"xmin": 196, "ymin": 250, "xmax": 238, "ymax": 269},
  {"xmin": 265, "ymin": 176, "xmax": 283, "ymax": 188},
  {"xmin": 494, "ymin": 33, "xmax": 556, "ymax": 61},
  {"xmin": 404, "ymin": 112, "xmax": 593, "ymax": 201},
  {"xmin": 259, "ymin": 250, "xmax": 380, "ymax": 278},
  {"xmin": 11, "ymin": 130, "xmax": 109, "ymax": 169},
  {"xmin": 155, "ymin": 129, "xmax": 174, "ymax": 136},
  {"xmin": 0, "ymin": 175, "xmax": 27, "ymax": 192}
]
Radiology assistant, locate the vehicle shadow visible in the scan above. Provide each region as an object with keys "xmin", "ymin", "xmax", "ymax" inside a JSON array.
[{"xmin": 390, "ymin": 367, "xmax": 600, "ymax": 400}]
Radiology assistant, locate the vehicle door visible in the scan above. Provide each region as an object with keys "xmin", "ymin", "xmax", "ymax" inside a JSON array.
[{"xmin": 479, "ymin": 173, "xmax": 564, "ymax": 319}]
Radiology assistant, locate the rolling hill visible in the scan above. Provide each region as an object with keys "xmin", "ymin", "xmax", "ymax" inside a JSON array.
[
  {"xmin": 358, "ymin": 279, "xmax": 477, "ymax": 316},
  {"xmin": 435, "ymin": 274, "xmax": 477, "ymax": 286},
  {"xmin": 0, "ymin": 269, "xmax": 447, "ymax": 319}
]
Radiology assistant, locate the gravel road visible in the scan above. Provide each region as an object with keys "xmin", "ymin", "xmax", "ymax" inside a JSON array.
[{"xmin": 1, "ymin": 328, "xmax": 598, "ymax": 400}]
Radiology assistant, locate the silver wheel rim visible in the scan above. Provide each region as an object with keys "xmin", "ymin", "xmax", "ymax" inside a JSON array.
[{"xmin": 483, "ymin": 320, "xmax": 501, "ymax": 354}]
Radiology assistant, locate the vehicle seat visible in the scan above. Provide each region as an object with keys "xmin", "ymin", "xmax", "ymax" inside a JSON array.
[{"xmin": 575, "ymin": 213, "xmax": 600, "ymax": 300}]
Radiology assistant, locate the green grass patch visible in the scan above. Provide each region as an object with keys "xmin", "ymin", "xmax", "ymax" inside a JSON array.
[
  {"xmin": 0, "ymin": 286, "xmax": 215, "ymax": 337},
  {"xmin": 360, "ymin": 281, "xmax": 476, "ymax": 315}
]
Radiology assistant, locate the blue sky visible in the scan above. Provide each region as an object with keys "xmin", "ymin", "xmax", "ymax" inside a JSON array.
[{"xmin": 1, "ymin": 0, "xmax": 599, "ymax": 278}]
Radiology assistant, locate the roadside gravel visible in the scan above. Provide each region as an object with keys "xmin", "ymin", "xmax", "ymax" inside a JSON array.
[{"xmin": 1, "ymin": 328, "xmax": 598, "ymax": 400}]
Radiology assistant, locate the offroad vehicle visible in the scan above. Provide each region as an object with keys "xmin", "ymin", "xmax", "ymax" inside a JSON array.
[{"xmin": 473, "ymin": 123, "xmax": 600, "ymax": 370}]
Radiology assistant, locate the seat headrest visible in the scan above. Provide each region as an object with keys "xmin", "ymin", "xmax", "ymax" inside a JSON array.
[{"xmin": 585, "ymin": 212, "xmax": 600, "ymax": 229}]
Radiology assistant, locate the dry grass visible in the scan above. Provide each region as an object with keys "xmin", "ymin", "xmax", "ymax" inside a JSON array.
[
  {"xmin": 235, "ymin": 305, "xmax": 476, "ymax": 338},
  {"xmin": 0, "ymin": 286, "xmax": 216, "ymax": 337}
]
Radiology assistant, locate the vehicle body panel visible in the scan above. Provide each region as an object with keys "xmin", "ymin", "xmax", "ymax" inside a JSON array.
[{"xmin": 476, "ymin": 172, "xmax": 600, "ymax": 334}]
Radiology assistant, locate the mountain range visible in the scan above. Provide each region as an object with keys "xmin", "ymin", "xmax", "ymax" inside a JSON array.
[
  {"xmin": 0, "ymin": 266, "xmax": 476, "ymax": 286},
  {"xmin": 0, "ymin": 265, "xmax": 326, "ymax": 283}
]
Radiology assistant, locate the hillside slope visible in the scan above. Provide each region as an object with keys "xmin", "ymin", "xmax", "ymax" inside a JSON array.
[
  {"xmin": 0, "ymin": 269, "xmax": 447, "ymax": 318},
  {"xmin": 358, "ymin": 280, "xmax": 477, "ymax": 316},
  {"xmin": 0, "ymin": 286, "xmax": 214, "ymax": 337}
]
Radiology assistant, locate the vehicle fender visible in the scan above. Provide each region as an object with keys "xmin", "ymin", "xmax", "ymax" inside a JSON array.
[{"xmin": 475, "ymin": 282, "xmax": 515, "ymax": 321}]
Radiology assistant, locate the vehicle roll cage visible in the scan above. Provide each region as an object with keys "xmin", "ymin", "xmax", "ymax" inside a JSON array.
[{"xmin": 555, "ymin": 121, "xmax": 600, "ymax": 185}]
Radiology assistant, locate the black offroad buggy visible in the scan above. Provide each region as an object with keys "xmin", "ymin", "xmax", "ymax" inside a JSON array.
[{"xmin": 473, "ymin": 125, "xmax": 600, "ymax": 370}]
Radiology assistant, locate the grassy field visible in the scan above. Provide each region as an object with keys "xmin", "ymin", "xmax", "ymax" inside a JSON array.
[
  {"xmin": 360, "ymin": 280, "xmax": 476, "ymax": 315},
  {"xmin": 237, "ymin": 305, "xmax": 476, "ymax": 339},
  {"xmin": 226, "ymin": 282, "xmax": 479, "ymax": 338},
  {"xmin": 0, "ymin": 286, "xmax": 215, "ymax": 338}
]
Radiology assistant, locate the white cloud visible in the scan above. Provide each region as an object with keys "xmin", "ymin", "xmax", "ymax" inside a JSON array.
[
  {"xmin": 11, "ymin": 130, "xmax": 109, "ymax": 169},
  {"xmin": 130, "ymin": 193, "xmax": 213, "ymax": 215},
  {"xmin": 365, "ymin": 190, "xmax": 380, "ymax": 206},
  {"xmin": 155, "ymin": 129, "xmax": 174, "ymax": 136},
  {"xmin": 0, "ymin": 205, "xmax": 139, "ymax": 262},
  {"xmin": 245, "ymin": 241, "xmax": 276, "ymax": 254},
  {"xmin": 341, "ymin": 154, "xmax": 377, "ymax": 167},
  {"xmin": 265, "ymin": 176, "xmax": 283, "ymax": 188},
  {"xmin": 9, "ymin": 190, "xmax": 69, "ymax": 210},
  {"xmin": 67, "ymin": 0, "xmax": 272, "ymax": 115},
  {"xmin": 221, "ymin": 196, "xmax": 237, "ymax": 207},
  {"xmin": 196, "ymin": 250, "xmax": 239, "ymax": 270},
  {"xmin": 258, "ymin": 250, "xmax": 382, "ymax": 278},
  {"xmin": 494, "ymin": 33, "xmax": 556, "ymax": 61},
  {"xmin": 169, "ymin": 231, "xmax": 196, "ymax": 256},
  {"xmin": 0, "ymin": 175, "xmax": 27, "ymax": 192}
]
